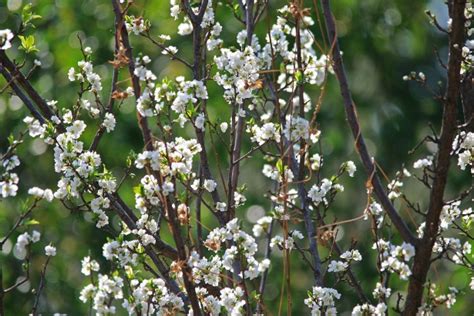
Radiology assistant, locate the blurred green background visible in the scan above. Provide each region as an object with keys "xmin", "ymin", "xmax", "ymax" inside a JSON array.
[{"xmin": 0, "ymin": 0, "xmax": 471, "ymax": 314}]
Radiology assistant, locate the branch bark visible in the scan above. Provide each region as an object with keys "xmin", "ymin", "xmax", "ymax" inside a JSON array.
[
  {"xmin": 293, "ymin": 0, "xmax": 323, "ymax": 286},
  {"xmin": 111, "ymin": 2, "xmax": 202, "ymax": 313},
  {"xmin": 184, "ymin": 0, "xmax": 226, "ymax": 225},
  {"xmin": 461, "ymin": 68, "xmax": 474, "ymax": 132},
  {"xmin": 0, "ymin": 51, "xmax": 57, "ymax": 123},
  {"xmin": 404, "ymin": 1, "xmax": 466, "ymax": 314},
  {"xmin": 320, "ymin": 0, "xmax": 417, "ymax": 246},
  {"xmin": 0, "ymin": 64, "xmax": 45, "ymax": 124}
]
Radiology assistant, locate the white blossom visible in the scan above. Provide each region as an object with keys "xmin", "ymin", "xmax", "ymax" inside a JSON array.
[
  {"xmin": 308, "ymin": 178, "xmax": 332, "ymax": 205},
  {"xmin": 327, "ymin": 260, "xmax": 348, "ymax": 272},
  {"xmin": 28, "ymin": 187, "xmax": 54, "ymax": 202},
  {"xmin": 81, "ymin": 256, "xmax": 100, "ymax": 276},
  {"xmin": 45, "ymin": 245, "xmax": 57, "ymax": 256},
  {"xmin": 177, "ymin": 20, "xmax": 193, "ymax": 35},
  {"xmin": 304, "ymin": 286, "xmax": 341, "ymax": 315},
  {"xmin": 220, "ymin": 122, "xmax": 228, "ymax": 133},
  {"xmin": 195, "ymin": 113, "xmax": 205, "ymax": 130},
  {"xmin": 0, "ymin": 29, "xmax": 14, "ymax": 50},
  {"xmin": 216, "ymin": 202, "xmax": 227, "ymax": 212},
  {"xmin": 345, "ymin": 161, "xmax": 357, "ymax": 177},
  {"xmin": 413, "ymin": 156, "xmax": 433, "ymax": 169},
  {"xmin": 102, "ymin": 113, "xmax": 116, "ymax": 132}
]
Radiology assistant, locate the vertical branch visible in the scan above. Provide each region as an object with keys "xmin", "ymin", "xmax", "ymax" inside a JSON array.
[
  {"xmin": 90, "ymin": 19, "xmax": 121, "ymax": 151},
  {"xmin": 228, "ymin": 0, "xmax": 255, "ymax": 220},
  {"xmin": 320, "ymin": 0, "xmax": 417, "ymax": 246},
  {"xmin": 404, "ymin": 1, "xmax": 466, "ymax": 314},
  {"xmin": 111, "ymin": 1, "xmax": 202, "ymax": 314},
  {"xmin": 183, "ymin": 0, "xmax": 226, "ymax": 226},
  {"xmin": 292, "ymin": 0, "xmax": 323, "ymax": 287},
  {"xmin": 256, "ymin": 220, "xmax": 274, "ymax": 313},
  {"xmin": 111, "ymin": 1, "xmax": 153, "ymax": 150},
  {"xmin": 461, "ymin": 69, "xmax": 474, "ymax": 132},
  {"xmin": 31, "ymin": 257, "xmax": 51, "ymax": 316},
  {"xmin": 267, "ymin": 73, "xmax": 324, "ymax": 286}
]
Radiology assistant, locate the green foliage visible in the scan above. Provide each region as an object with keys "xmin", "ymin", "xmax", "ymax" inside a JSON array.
[
  {"xmin": 21, "ymin": 3, "xmax": 42, "ymax": 28},
  {"xmin": 18, "ymin": 35, "xmax": 38, "ymax": 53}
]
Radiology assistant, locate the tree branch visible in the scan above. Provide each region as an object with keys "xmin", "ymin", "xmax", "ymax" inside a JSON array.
[
  {"xmin": 320, "ymin": 0, "xmax": 417, "ymax": 246},
  {"xmin": 0, "ymin": 64, "xmax": 45, "ymax": 124},
  {"xmin": 404, "ymin": 1, "xmax": 466, "ymax": 314},
  {"xmin": 0, "ymin": 52, "xmax": 57, "ymax": 123}
]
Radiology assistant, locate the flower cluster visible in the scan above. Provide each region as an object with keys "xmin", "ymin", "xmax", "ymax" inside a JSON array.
[
  {"xmin": 304, "ymin": 286, "xmax": 341, "ymax": 315},
  {"xmin": 134, "ymin": 137, "xmax": 202, "ymax": 214},
  {"xmin": 433, "ymin": 236, "xmax": 472, "ymax": 265},
  {"xmin": 364, "ymin": 201, "xmax": 384, "ymax": 227},
  {"xmin": 68, "ymin": 55, "xmax": 103, "ymax": 93},
  {"xmin": 461, "ymin": 3, "xmax": 474, "ymax": 72},
  {"xmin": 0, "ymin": 29, "xmax": 14, "ymax": 50},
  {"xmin": 373, "ymin": 239, "xmax": 415, "ymax": 280},
  {"xmin": 125, "ymin": 15, "xmax": 149, "ymax": 35},
  {"xmin": 327, "ymin": 249, "xmax": 362, "ymax": 273},
  {"xmin": 1, "ymin": 155, "xmax": 20, "ymax": 198},
  {"xmin": 265, "ymin": 7, "xmax": 329, "ymax": 89},
  {"xmin": 28, "ymin": 186, "xmax": 54, "ymax": 202},
  {"xmin": 15, "ymin": 230, "xmax": 41, "ymax": 256},
  {"xmin": 189, "ymin": 219, "xmax": 271, "ymax": 281},
  {"xmin": 308, "ymin": 178, "xmax": 335, "ymax": 205},
  {"xmin": 81, "ymin": 256, "xmax": 100, "ymax": 276},
  {"xmin": 250, "ymin": 122, "xmax": 281, "ymax": 145},
  {"xmin": 452, "ymin": 131, "xmax": 473, "ymax": 174},
  {"xmin": 283, "ymin": 115, "xmax": 310, "ymax": 142},
  {"xmin": 214, "ymin": 46, "xmax": 262, "ymax": 105},
  {"xmin": 351, "ymin": 302, "xmax": 387, "ymax": 316},
  {"xmin": 270, "ymin": 230, "xmax": 304, "ymax": 250},
  {"xmin": 79, "ymin": 274, "xmax": 124, "ymax": 314},
  {"xmin": 413, "ymin": 156, "xmax": 433, "ymax": 169},
  {"xmin": 372, "ymin": 282, "xmax": 392, "ymax": 300},
  {"xmin": 417, "ymin": 284, "xmax": 458, "ymax": 314}
]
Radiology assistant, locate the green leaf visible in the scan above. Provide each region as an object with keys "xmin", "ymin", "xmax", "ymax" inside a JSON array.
[
  {"xmin": 22, "ymin": 3, "xmax": 42, "ymax": 27},
  {"xmin": 133, "ymin": 185, "xmax": 143, "ymax": 195},
  {"xmin": 24, "ymin": 219, "xmax": 40, "ymax": 226},
  {"xmin": 7, "ymin": 133, "xmax": 15, "ymax": 145},
  {"xmin": 295, "ymin": 70, "xmax": 304, "ymax": 84},
  {"xmin": 186, "ymin": 103, "xmax": 196, "ymax": 117},
  {"xmin": 18, "ymin": 35, "xmax": 39, "ymax": 53},
  {"xmin": 276, "ymin": 159, "xmax": 284, "ymax": 174}
]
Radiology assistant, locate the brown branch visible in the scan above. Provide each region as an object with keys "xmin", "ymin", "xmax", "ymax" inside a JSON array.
[
  {"xmin": 228, "ymin": 0, "xmax": 255, "ymax": 222},
  {"xmin": 31, "ymin": 257, "xmax": 51, "ymax": 315},
  {"xmin": 292, "ymin": 0, "xmax": 324, "ymax": 287},
  {"xmin": 320, "ymin": 0, "xmax": 417, "ymax": 246},
  {"xmin": 89, "ymin": 12, "xmax": 122, "ymax": 152},
  {"xmin": 461, "ymin": 68, "xmax": 474, "ymax": 132},
  {"xmin": 0, "ymin": 201, "xmax": 39, "ymax": 248},
  {"xmin": 181, "ymin": 0, "xmax": 226, "ymax": 228},
  {"xmin": 111, "ymin": 2, "xmax": 201, "ymax": 313},
  {"xmin": 256, "ymin": 218, "xmax": 274, "ymax": 314},
  {"xmin": 141, "ymin": 33, "xmax": 193, "ymax": 70},
  {"xmin": 0, "ymin": 65, "xmax": 45, "ymax": 124},
  {"xmin": 403, "ymin": 1, "xmax": 466, "ymax": 314},
  {"xmin": 0, "ymin": 51, "xmax": 57, "ymax": 124}
]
